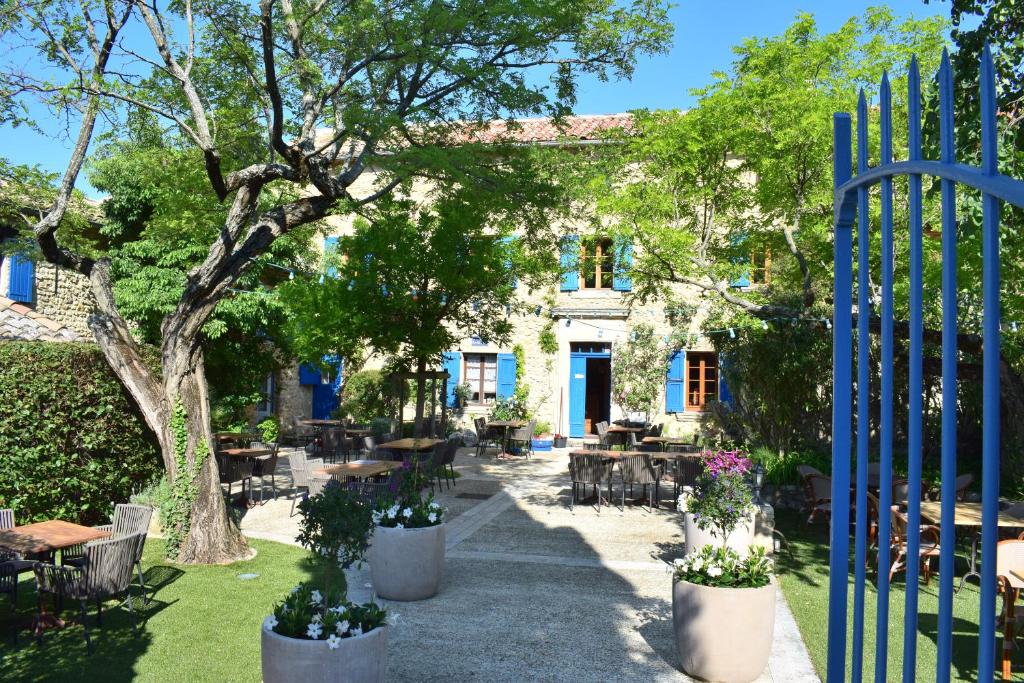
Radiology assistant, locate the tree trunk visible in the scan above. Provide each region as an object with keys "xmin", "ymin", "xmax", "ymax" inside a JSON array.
[{"xmin": 413, "ymin": 357, "xmax": 428, "ymax": 437}]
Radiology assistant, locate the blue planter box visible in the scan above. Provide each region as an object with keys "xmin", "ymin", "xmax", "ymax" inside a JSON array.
[{"xmin": 532, "ymin": 438, "xmax": 553, "ymax": 452}]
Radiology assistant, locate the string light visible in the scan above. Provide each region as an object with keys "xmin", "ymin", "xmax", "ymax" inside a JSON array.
[
  {"xmin": 761, "ymin": 320, "xmax": 769, "ymax": 330},
  {"xmin": 728, "ymin": 328, "xmax": 736, "ymax": 339}
]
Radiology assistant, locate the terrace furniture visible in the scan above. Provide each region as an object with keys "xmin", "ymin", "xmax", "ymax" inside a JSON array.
[
  {"xmin": 218, "ymin": 451, "xmax": 256, "ymax": 506},
  {"xmin": 797, "ymin": 465, "xmax": 831, "ymax": 523},
  {"xmin": 354, "ymin": 480, "xmax": 398, "ymax": 509},
  {"xmin": 62, "ymin": 503, "xmax": 154, "ymax": 604},
  {"xmin": 618, "ymin": 454, "xmax": 663, "ymax": 512},
  {"xmin": 307, "ymin": 475, "xmax": 333, "ymax": 497},
  {"xmin": 250, "ymin": 442, "xmax": 281, "ymax": 503},
  {"xmin": 568, "ymin": 453, "xmax": 615, "ymax": 513},
  {"xmin": 1, "ymin": 547, "xmax": 32, "ymax": 644},
  {"xmin": 32, "ymin": 531, "xmax": 143, "ymax": 653},
  {"xmin": 290, "ymin": 416, "xmax": 316, "ymax": 447},
  {"xmin": 321, "ymin": 427, "xmax": 345, "ymax": 464},
  {"xmin": 439, "ymin": 441, "xmax": 458, "ymax": 489},
  {"xmin": 287, "ymin": 451, "xmax": 325, "ymax": 516},
  {"xmin": 919, "ymin": 500, "xmax": 1024, "ymax": 592},
  {"xmin": 473, "ymin": 418, "xmax": 497, "ymax": 457},
  {"xmin": 998, "ymin": 540, "xmax": 1024, "ymax": 679},
  {"xmin": 508, "ymin": 419, "xmax": 537, "ymax": 458},
  {"xmin": 316, "ymin": 459, "xmax": 403, "ymax": 482},
  {"xmin": 888, "ymin": 505, "xmax": 942, "ymax": 584},
  {"xmin": 595, "ymin": 421, "xmax": 611, "ymax": 450},
  {"xmin": 485, "ymin": 420, "xmax": 526, "ymax": 458},
  {"xmin": 672, "ymin": 455, "xmax": 704, "ymax": 498}
]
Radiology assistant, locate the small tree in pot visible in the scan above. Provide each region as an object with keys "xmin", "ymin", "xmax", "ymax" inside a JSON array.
[
  {"xmin": 262, "ymin": 482, "xmax": 388, "ymax": 683},
  {"xmin": 673, "ymin": 450, "xmax": 776, "ymax": 683}
]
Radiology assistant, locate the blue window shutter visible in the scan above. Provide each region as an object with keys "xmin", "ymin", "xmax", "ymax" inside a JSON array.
[
  {"xmin": 559, "ymin": 235, "xmax": 579, "ymax": 292},
  {"xmin": 665, "ymin": 350, "xmax": 686, "ymax": 413},
  {"xmin": 8, "ymin": 253, "xmax": 34, "ymax": 303},
  {"xmin": 298, "ymin": 363, "xmax": 321, "ymax": 385},
  {"xmin": 568, "ymin": 355, "xmax": 587, "ymax": 437},
  {"xmin": 496, "ymin": 353, "xmax": 516, "ymax": 399},
  {"xmin": 719, "ymin": 354, "xmax": 734, "ymax": 407},
  {"xmin": 443, "ymin": 352, "xmax": 461, "ymax": 407},
  {"xmin": 324, "ymin": 237, "xmax": 339, "ymax": 278},
  {"xmin": 612, "ymin": 238, "xmax": 633, "ymax": 292}
]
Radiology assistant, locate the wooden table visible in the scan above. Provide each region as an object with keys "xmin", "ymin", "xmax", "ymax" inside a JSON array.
[
  {"xmin": 300, "ymin": 419, "xmax": 342, "ymax": 427},
  {"xmin": 606, "ymin": 425, "xmax": 643, "ymax": 433},
  {"xmin": 920, "ymin": 501, "xmax": 1024, "ymax": 591},
  {"xmin": 379, "ymin": 438, "xmax": 443, "ymax": 452},
  {"xmin": 486, "ymin": 421, "xmax": 526, "ymax": 457},
  {"xmin": 0, "ymin": 520, "xmax": 109, "ymax": 556},
  {"xmin": 570, "ymin": 448, "xmax": 693, "ymax": 462},
  {"xmin": 641, "ymin": 436, "xmax": 699, "ymax": 451},
  {"xmin": 219, "ymin": 447, "xmax": 272, "ymax": 458},
  {"xmin": 317, "ymin": 459, "xmax": 402, "ymax": 480},
  {"xmin": 345, "ymin": 428, "xmax": 371, "ymax": 437},
  {"xmin": 215, "ymin": 431, "xmax": 249, "ymax": 442}
]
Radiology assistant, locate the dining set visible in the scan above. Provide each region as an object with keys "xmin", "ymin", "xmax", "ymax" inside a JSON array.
[
  {"xmin": 472, "ymin": 418, "xmax": 537, "ymax": 459},
  {"xmin": 215, "ymin": 432, "xmax": 282, "ymax": 507},
  {"xmin": 567, "ymin": 447, "xmax": 703, "ymax": 513}
]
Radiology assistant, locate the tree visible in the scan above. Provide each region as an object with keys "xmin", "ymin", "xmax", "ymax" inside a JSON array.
[
  {"xmin": 611, "ymin": 323, "xmax": 664, "ymax": 423},
  {"xmin": 0, "ymin": 0, "xmax": 672, "ymax": 562},
  {"xmin": 280, "ymin": 180, "xmax": 561, "ymax": 436}
]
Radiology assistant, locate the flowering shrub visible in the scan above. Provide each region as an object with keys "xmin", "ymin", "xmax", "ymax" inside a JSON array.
[
  {"xmin": 687, "ymin": 449, "xmax": 754, "ymax": 543},
  {"xmin": 374, "ymin": 497, "xmax": 445, "ymax": 528},
  {"xmin": 672, "ymin": 545, "xmax": 773, "ymax": 589},
  {"xmin": 266, "ymin": 583, "xmax": 387, "ymax": 644}
]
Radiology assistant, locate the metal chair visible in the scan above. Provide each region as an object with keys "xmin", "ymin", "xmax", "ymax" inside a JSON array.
[
  {"xmin": 618, "ymin": 454, "xmax": 663, "ymax": 512},
  {"xmin": 568, "ymin": 453, "xmax": 615, "ymax": 513},
  {"xmin": 474, "ymin": 417, "xmax": 499, "ymax": 457},
  {"xmin": 671, "ymin": 455, "xmax": 704, "ymax": 498},
  {"xmin": 33, "ymin": 531, "xmax": 145, "ymax": 654},
  {"xmin": 250, "ymin": 442, "xmax": 280, "ymax": 503},
  {"xmin": 1, "ymin": 547, "xmax": 34, "ymax": 644},
  {"xmin": 219, "ymin": 455, "xmax": 255, "ymax": 505}
]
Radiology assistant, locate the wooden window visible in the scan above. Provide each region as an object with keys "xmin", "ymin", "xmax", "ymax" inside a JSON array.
[
  {"xmin": 464, "ymin": 353, "xmax": 497, "ymax": 404},
  {"xmin": 750, "ymin": 248, "xmax": 771, "ymax": 285},
  {"xmin": 580, "ymin": 237, "xmax": 614, "ymax": 289},
  {"xmin": 685, "ymin": 352, "xmax": 718, "ymax": 412}
]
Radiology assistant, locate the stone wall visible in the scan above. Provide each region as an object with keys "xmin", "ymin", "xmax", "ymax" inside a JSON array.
[
  {"xmin": 276, "ymin": 362, "xmax": 312, "ymax": 433},
  {"xmin": 33, "ymin": 262, "xmax": 95, "ymax": 338}
]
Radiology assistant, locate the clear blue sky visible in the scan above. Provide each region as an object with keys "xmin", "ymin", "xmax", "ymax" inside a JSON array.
[{"xmin": 0, "ymin": 0, "xmax": 950, "ymax": 198}]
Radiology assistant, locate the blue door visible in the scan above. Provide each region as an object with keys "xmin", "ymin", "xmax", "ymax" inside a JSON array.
[{"xmin": 568, "ymin": 355, "xmax": 587, "ymax": 438}]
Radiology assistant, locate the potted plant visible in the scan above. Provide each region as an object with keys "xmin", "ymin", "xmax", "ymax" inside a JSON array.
[
  {"xmin": 681, "ymin": 450, "xmax": 756, "ymax": 555},
  {"xmin": 672, "ymin": 545, "xmax": 775, "ymax": 683},
  {"xmin": 553, "ymin": 433, "xmax": 568, "ymax": 448},
  {"xmin": 261, "ymin": 481, "xmax": 388, "ymax": 683},
  {"xmin": 366, "ymin": 467, "xmax": 447, "ymax": 601}
]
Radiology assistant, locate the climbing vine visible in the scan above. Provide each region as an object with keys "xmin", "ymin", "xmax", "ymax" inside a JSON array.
[{"xmin": 160, "ymin": 400, "xmax": 206, "ymax": 560}]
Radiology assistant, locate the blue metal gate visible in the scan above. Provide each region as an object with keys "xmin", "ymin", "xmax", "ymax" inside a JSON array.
[{"xmin": 829, "ymin": 47, "xmax": 1024, "ymax": 682}]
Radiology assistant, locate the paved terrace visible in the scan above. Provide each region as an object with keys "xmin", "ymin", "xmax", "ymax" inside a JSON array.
[{"xmin": 239, "ymin": 448, "xmax": 820, "ymax": 682}]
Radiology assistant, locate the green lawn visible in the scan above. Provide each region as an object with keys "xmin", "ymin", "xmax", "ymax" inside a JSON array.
[
  {"xmin": 0, "ymin": 538, "xmax": 316, "ymax": 682},
  {"xmin": 775, "ymin": 509, "xmax": 1021, "ymax": 682}
]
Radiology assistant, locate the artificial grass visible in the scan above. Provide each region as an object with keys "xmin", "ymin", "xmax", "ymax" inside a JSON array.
[
  {"xmin": 775, "ymin": 509, "xmax": 1022, "ymax": 682},
  {"xmin": 0, "ymin": 538, "xmax": 318, "ymax": 682}
]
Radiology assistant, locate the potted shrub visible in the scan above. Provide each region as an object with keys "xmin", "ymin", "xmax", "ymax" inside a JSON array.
[
  {"xmin": 672, "ymin": 545, "xmax": 775, "ymax": 683},
  {"xmin": 261, "ymin": 482, "xmax": 388, "ymax": 683},
  {"xmin": 682, "ymin": 450, "xmax": 756, "ymax": 556},
  {"xmin": 366, "ymin": 468, "xmax": 446, "ymax": 601},
  {"xmin": 553, "ymin": 433, "xmax": 568, "ymax": 449}
]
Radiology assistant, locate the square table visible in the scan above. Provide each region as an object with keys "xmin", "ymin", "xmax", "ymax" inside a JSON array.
[
  {"xmin": 919, "ymin": 501, "xmax": 1024, "ymax": 591},
  {"xmin": 379, "ymin": 438, "xmax": 443, "ymax": 452},
  {"xmin": 486, "ymin": 421, "xmax": 526, "ymax": 458},
  {"xmin": 317, "ymin": 459, "xmax": 402, "ymax": 480},
  {"xmin": 219, "ymin": 447, "xmax": 272, "ymax": 458},
  {"xmin": 0, "ymin": 520, "xmax": 110, "ymax": 556}
]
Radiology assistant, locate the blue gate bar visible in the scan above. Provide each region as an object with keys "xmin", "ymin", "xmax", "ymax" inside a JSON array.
[
  {"xmin": 903, "ymin": 56, "xmax": 924, "ymax": 683},
  {"xmin": 936, "ymin": 48, "xmax": 958, "ymax": 683},
  {"xmin": 978, "ymin": 43, "xmax": 1001, "ymax": 682},
  {"xmin": 827, "ymin": 111, "xmax": 854, "ymax": 683},
  {"xmin": 851, "ymin": 89, "xmax": 870, "ymax": 683},
  {"xmin": 874, "ymin": 71, "xmax": 894, "ymax": 683}
]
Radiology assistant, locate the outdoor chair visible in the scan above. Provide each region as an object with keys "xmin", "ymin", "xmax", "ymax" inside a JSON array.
[
  {"xmin": 1, "ymin": 546, "xmax": 34, "ymax": 644},
  {"xmin": 891, "ymin": 478, "xmax": 928, "ymax": 507},
  {"xmin": 290, "ymin": 416, "xmax": 315, "ymax": 447},
  {"xmin": 802, "ymin": 474, "xmax": 832, "ymax": 524},
  {"xmin": 353, "ymin": 480, "xmax": 397, "ymax": 509},
  {"xmin": 307, "ymin": 475, "xmax": 333, "ymax": 497},
  {"xmin": 219, "ymin": 455, "xmax": 254, "ymax": 505},
  {"xmin": 362, "ymin": 436, "xmax": 377, "ymax": 458},
  {"xmin": 618, "ymin": 454, "xmax": 663, "ymax": 512},
  {"xmin": 250, "ymin": 442, "xmax": 281, "ymax": 503},
  {"xmin": 321, "ymin": 428, "xmax": 344, "ymax": 464},
  {"xmin": 595, "ymin": 421, "xmax": 612, "ymax": 450},
  {"xmin": 997, "ymin": 538, "xmax": 1024, "ymax": 679},
  {"xmin": 955, "ymin": 473, "xmax": 974, "ymax": 501},
  {"xmin": 424, "ymin": 442, "xmax": 448, "ymax": 493},
  {"xmin": 63, "ymin": 503, "xmax": 154, "ymax": 604},
  {"xmin": 648, "ymin": 423, "xmax": 663, "ymax": 437},
  {"xmin": 473, "ymin": 418, "xmax": 496, "ymax": 457},
  {"xmin": 672, "ymin": 456, "xmax": 704, "ymax": 498},
  {"xmin": 568, "ymin": 453, "xmax": 615, "ymax": 513},
  {"xmin": 33, "ymin": 531, "xmax": 145, "ymax": 654},
  {"xmin": 508, "ymin": 420, "xmax": 536, "ymax": 458},
  {"xmin": 287, "ymin": 451, "xmax": 325, "ymax": 515},
  {"xmin": 888, "ymin": 505, "xmax": 941, "ymax": 585},
  {"xmin": 0, "ymin": 508, "xmax": 13, "ymax": 530}
]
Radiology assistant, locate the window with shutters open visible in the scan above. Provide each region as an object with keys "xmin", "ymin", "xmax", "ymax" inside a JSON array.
[
  {"xmin": 580, "ymin": 237, "xmax": 614, "ymax": 289},
  {"xmin": 463, "ymin": 353, "xmax": 497, "ymax": 404},
  {"xmin": 685, "ymin": 352, "xmax": 718, "ymax": 412}
]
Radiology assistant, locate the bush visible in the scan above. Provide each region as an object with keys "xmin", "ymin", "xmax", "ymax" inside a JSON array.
[
  {"xmin": 339, "ymin": 370, "xmax": 389, "ymax": 422},
  {"xmin": 747, "ymin": 447, "xmax": 831, "ymax": 486},
  {"xmin": 257, "ymin": 416, "xmax": 279, "ymax": 443},
  {"xmin": 0, "ymin": 341, "xmax": 162, "ymax": 525}
]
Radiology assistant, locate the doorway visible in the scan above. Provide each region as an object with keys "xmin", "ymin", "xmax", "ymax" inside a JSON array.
[
  {"xmin": 584, "ymin": 357, "xmax": 611, "ymax": 434},
  {"xmin": 568, "ymin": 342, "xmax": 612, "ymax": 437}
]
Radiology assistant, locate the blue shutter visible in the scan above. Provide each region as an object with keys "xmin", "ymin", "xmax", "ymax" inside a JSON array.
[
  {"xmin": 443, "ymin": 352, "xmax": 461, "ymax": 407},
  {"xmin": 312, "ymin": 384, "xmax": 337, "ymax": 419},
  {"xmin": 298, "ymin": 363, "xmax": 322, "ymax": 385},
  {"xmin": 496, "ymin": 353, "xmax": 516, "ymax": 399},
  {"xmin": 560, "ymin": 235, "xmax": 579, "ymax": 292},
  {"xmin": 612, "ymin": 238, "xmax": 633, "ymax": 291},
  {"xmin": 324, "ymin": 237, "xmax": 339, "ymax": 278},
  {"xmin": 718, "ymin": 354, "xmax": 734, "ymax": 407},
  {"xmin": 665, "ymin": 350, "xmax": 685, "ymax": 413},
  {"xmin": 8, "ymin": 253, "xmax": 34, "ymax": 303},
  {"xmin": 568, "ymin": 355, "xmax": 587, "ymax": 437}
]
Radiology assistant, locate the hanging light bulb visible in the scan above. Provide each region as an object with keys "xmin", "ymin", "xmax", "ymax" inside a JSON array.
[
  {"xmin": 535, "ymin": 305, "xmax": 542, "ymax": 316},
  {"xmin": 761, "ymin": 320, "xmax": 769, "ymax": 330},
  {"xmin": 825, "ymin": 318, "xmax": 832, "ymax": 330},
  {"xmin": 565, "ymin": 318, "xmax": 572, "ymax": 327},
  {"xmin": 728, "ymin": 328, "xmax": 736, "ymax": 339}
]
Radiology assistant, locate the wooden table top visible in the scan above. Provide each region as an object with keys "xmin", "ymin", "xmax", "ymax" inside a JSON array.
[
  {"xmin": 486, "ymin": 421, "xmax": 525, "ymax": 429},
  {"xmin": 344, "ymin": 428, "xmax": 371, "ymax": 436},
  {"xmin": 0, "ymin": 520, "xmax": 110, "ymax": 555},
  {"xmin": 215, "ymin": 431, "xmax": 249, "ymax": 441},
  {"xmin": 379, "ymin": 438, "xmax": 443, "ymax": 451},
  {"xmin": 220, "ymin": 447, "xmax": 272, "ymax": 458},
  {"xmin": 919, "ymin": 501, "xmax": 1024, "ymax": 528},
  {"xmin": 642, "ymin": 436, "xmax": 694, "ymax": 444},
  {"xmin": 300, "ymin": 419, "xmax": 342, "ymax": 426},
  {"xmin": 569, "ymin": 449, "xmax": 692, "ymax": 461},
  {"xmin": 317, "ymin": 460, "xmax": 402, "ymax": 479},
  {"xmin": 606, "ymin": 425, "xmax": 644, "ymax": 433}
]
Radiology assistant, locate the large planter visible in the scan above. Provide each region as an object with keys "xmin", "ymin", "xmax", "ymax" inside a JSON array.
[
  {"xmin": 684, "ymin": 511, "xmax": 756, "ymax": 556},
  {"xmin": 261, "ymin": 618, "xmax": 388, "ymax": 683},
  {"xmin": 367, "ymin": 523, "xmax": 445, "ymax": 601},
  {"xmin": 672, "ymin": 579, "xmax": 775, "ymax": 683}
]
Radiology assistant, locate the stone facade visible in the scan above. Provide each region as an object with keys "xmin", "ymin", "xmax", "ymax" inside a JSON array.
[{"xmin": 0, "ymin": 256, "xmax": 94, "ymax": 339}]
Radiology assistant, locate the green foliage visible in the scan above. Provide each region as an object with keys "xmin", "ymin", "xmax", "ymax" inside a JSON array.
[
  {"xmin": 257, "ymin": 416, "xmax": 279, "ymax": 444},
  {"xmin": 538, "ymin": 322, "xmax": 558, "ymax": 355},
  {"xmin": 490, "ymin": 385, "xmax": 532, "ymax": 422},
  {"xmin": 612, "ymin": 324, "xmax": 665, "ymax": 419},
  {"xmin": 369, "ymin": 417, "xmax": 393, "ymax": 440},
  {"xmin": 296, "ymin": 482, "xmax": 375, "ymax": 597},
  {"xmin": 339, "ymin": 371, "xmax": 389, "ymax": 423},
  {"xmin": 372, "ymin": 473, "xmax": 445, "ymax": 529},
  {"xmin": 686, "ymin": 450, "xmax": 755, "ymax": 544},
  {"xmin": 161, "ymin": 401, "xmax": 205, "ymax": 560},
  {"xmin": 534, "ymin": 420, "xmax": 553, "ymax": 435},
  {"xmin": 673, "ymin": 545, "xmax": 773, "ymax": 589},
  {"xmin": 0, "ymin": 342, "xmax": 161, "ymax": 525},
  {"xmin": 270, "ymin": 582, "xmax": 386, "ymax": 641},
  {"xmin": 746, "ymin": 447, "xmax": 832, "ymax": 486}
]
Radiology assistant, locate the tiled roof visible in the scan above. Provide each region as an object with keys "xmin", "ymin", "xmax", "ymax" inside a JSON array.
[{"xmin": 0, "ymin": 296, "xmax": 80, "ymax": 342}]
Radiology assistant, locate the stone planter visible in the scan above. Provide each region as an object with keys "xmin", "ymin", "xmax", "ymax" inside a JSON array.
[
  {"xmin": 684, "ymin": 511, "xmax": 756, "ymax": 556},
  {"xmin": 672, "ymin": 579, "xmax": 775, "ymax": 683},
  {"xmin": 367, "ymin": 523, "xmax": 445, "ymax": 601},
  {"xmin": 261, "ymin": 618, "xmax": 387, "ymax": 683}
]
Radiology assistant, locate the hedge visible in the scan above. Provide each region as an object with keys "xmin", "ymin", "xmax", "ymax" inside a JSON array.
[{"xmin": 0, "ymin": 341, "xmax": 162, "ymax": 525}]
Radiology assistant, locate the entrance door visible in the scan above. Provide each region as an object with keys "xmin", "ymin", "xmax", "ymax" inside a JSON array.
[
  {"xmin": 568, "ymin": 342, "xmax": 612, "ymax": 438},
  {"xmin": 585, "ymin": 356, "xmax": 611, "ymax": 433},
  {"xmin": 568, "ymin": 355, "xmax": 587, "ymax": 438}
]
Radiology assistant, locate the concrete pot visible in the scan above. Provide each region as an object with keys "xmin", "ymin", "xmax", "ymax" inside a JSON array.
[
  {"xmin": 261, "ymin": 618, "xmax": 387, "ymax": 683},
  {"xmin": 672, "ymin": 579, "xmax": 775, "ymax": 683},
  {"xmin": 684, "ymin": 511, "xmax": 756, "ymax": 557},
  {"xmin": 367, "ymin": 523, "xmax": 445, "ymax": 601}
]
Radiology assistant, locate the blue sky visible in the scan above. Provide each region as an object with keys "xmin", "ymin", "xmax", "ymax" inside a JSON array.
[{"xmin": 0, "ymin": 0, "xmax": 950, "ymax": 198}]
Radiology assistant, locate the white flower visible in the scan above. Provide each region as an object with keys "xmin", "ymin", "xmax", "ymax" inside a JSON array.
[
  {"xmin": 672, "ymin": 558, "xmax": 685, "ymax": 568},
  {"xmin": 402, "ymin": 507, "xmax": 413, "ymax": 518},
  {"xmin": 310, "ymin": 590, "xmax": 323, "ymax": 605},
  {"xmin": 328, "ymin": 605, "xmax": 345, "ymax": 615},
  {"xmin": 372, "ymin": 511, "xmax": 383, "ymax": 523},
  {"xmin": 707, "ymin": 566, "xmax": 723, "ymax": 578},
  {"xmin": 326, "ymin": 634, "xmax": 341, "ymax": 649},
  {"xmin": 430, "ymin": 501, "xmax": 441, "ymax": 510},
  {"xmin": 337, "ymin": 619, "xmax": 350, "ymax": 635},
  {"xmin": 691, "ymin": 559, "xmax": 703, "ymax": 572},
  {"xmin": 281, "ymin": 604, "xmax": 290, "ymax": 614},
  {"xmin": 265, "ymin": 616, "xmax": 278, "ymax": 631},
  {"xmin": 396, "ymin": 522, "xmax": 404, "ymax": 529},
  {"xmin": 306, "ymin": 622, "xmax": 324, "ymax": 639},
  {"xmin": 351, "ymin": 625, "xmax": 363, "ymax": 637},
  {"xmin": 427, "ymin": 512, "xmax": 437, "ymax": 523},
  {"xmin": 387, "ymin": 504, "xmax": 399, "ymax": 518}
]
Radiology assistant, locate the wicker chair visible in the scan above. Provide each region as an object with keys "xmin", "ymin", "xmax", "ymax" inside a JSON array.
[
  {"xmin": 288, "ymin": 451, "xmax": 325, "ymax": 516},
  {"xmin": 250, "ymin": 442, "xmax": 280, "ymax": 503},
  {"xmin": 290, "ymin": 416, "xmax": 315, "ymax": 447},
  {"xmin": 61, "ymin": 504, "xmax": 154, "ymax": 604},
  {"xmin": 997, "ymin": 538, "xmax": 1024, "ymax": 679},
  {"xmin": 307, "ymin": 475, "xmax": 333, "ymax": 497},
  {"xmin": 33, "ymin": 531, "xmax": 145, "ymax": 653},
  {"xmin": 354, "ymin": 480, "xmax": 398, "ymax": 509},
  {"xmin": 618, "ymin": 454, "xmax": 663, "ymax": 512},
  {"xmin": 672, "ymin": 455, "xmax": 704, "ymax": 498},
  {"xmin": 219, "ymin": 454, "xmax": 254, "ymax": 506},
  {"xmin": 888, "ymin": 505, "xmax": 942, "ymax": 584},
  {"xmin": 595, "ymin": 421, "xmax": 611, "ymax": 449},
  {"xmin": 322, "ymin": 428, "xmax": 347, "ymax": 464},
  {"xmin": 568, "ymin": 453, "xmax": 615, "ymax": 513},
  {"xmin": 474, "ymin": 417, "xmax": 499, "ymax": 458},
  {"xmin": 508, "ymin": 420, "xmax": 536, "ymax": 458}
]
